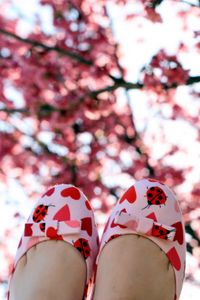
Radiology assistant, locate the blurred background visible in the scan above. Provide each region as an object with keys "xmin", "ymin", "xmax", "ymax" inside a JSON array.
[{"xmin": 0, "ymin": 0, "xmax": 200, "ymax": 299}]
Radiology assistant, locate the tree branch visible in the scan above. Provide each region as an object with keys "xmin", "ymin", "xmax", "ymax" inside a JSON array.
[
  {"xmin": 0, "ymin": 28, "xmax": 199, "ymax": 92},
  {"xmin": 88, "ymin": 78, "xmax": 143, "ymax": 98},
  {"xmin": 160, "ymin": 75, "xmax": 200, "ymax": 89},
  {"xmin": 175, "ymin": 0, "xmax": 200, "ymax": 7},
  {"xmin": 186, "ymin": 75, "xmax": 200, "ymax": 85},
  {"xmin": 0, "ymin": 75, "xmax": 199, "ymax": 115},
  {"xmin": 94, "ymin": 75, "xmax": 200, "ymax": 94},
  {"xmin": 0, "ymin": 107, "xmax": 28, "ymax": 113},
  {"xmin": 0, "ymin": 28, "xmax": 93, "ymax": 66},
  {"xmin": 149, "ymin": 0, "xmax": 165, "ymax": 9}
]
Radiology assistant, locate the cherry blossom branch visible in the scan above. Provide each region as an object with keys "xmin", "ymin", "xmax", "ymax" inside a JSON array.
[
  {"xmin": 0, "ymin": 28, "xmax": 199, "ymax": 90},
  {"xmin": 88, "ymin": 78, "xmax": 143, "ymax": 98},
  {"xmin": 90, "ymin": 74, "xmax": 200, "ymax": 97},
  {"xmin": 0, "ymin": 120, "xmax": 84, "ymax": 186},
  {"xmin": 0, "ymin": 75, "xmax": 199, "ymax": 114},
  {"xmin": 0, "ymin": 28, "xmax": 93, "ymax": 66},
  {"xmin": 105, "ymin": 75, "xmax": 200, "ymax": 91}
]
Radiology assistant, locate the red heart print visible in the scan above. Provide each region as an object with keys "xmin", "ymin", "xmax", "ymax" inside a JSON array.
[
  {"xmin": 166, "ymin": 247, "xmax": 181, "ymax": 271},
  {"xmin": 61, "ymin": 187, "xmax": 81, "ymax": 200},
  {"xmin": 110, "ymin": 218, "xmax": 126, "ymax": 229},
  {"xmin": 119, "ymin": 186, "xmax": 137, "ymax": 204},
  {"xmin": 148, "ymin": 178, "xmax": 158, "ymax": 183},
  {"xmin": 24, "ymin": 223, "xmax": 33, "ymax": 237},
  {"xmin": 81, "ymin": 217, "xmax": 92, "ymax": 236},
  {"xmin": 119, "ymin": 208, "xmax": 127, "ymax": 214},
  {"xmin": 53, "ymin": 204, "xmax": 70, "ymax": 221},
  {"xmin": 85, "ymin": 200, "xmax": 92, "ymax": 210},
  {"xmin": 42, "ymin": 187, "xmax": 55, "ymax": 197},
  {"xmin": 148, "ymin": 178, "xmax": 164, "ymax": 185},
  {"xmin": 171, "ymin": 222, "xmax": 184, "ymax": 245},
  {"xmin": 46, "ymin": 227, "xmax": 63, "ymax": 240},
  {"xmin": 65, "ymin": 220, "xmax": 80, "ymax": 228},
  {"xmin": 146, "ymin": 212, "xmax": 158, "ymax": 222}
]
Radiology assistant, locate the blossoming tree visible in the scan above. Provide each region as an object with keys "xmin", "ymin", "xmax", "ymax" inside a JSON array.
[{"xmin": 0, "ymin": 0, "xmax": 199, "ymax": 297}]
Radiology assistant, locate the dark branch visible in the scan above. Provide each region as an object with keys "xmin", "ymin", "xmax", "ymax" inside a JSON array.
[
  {"xmin": 186, "ymin": 75, "xmax": 200, "ymax": 85},
  {"xmin": 0, "ymin": 28, "xmax": 93, "ymax": 66},
  {"xmin": 0, "ymin": 28, "xmax": 199, "ymax": 92},
  {"xmin": 89, "ymin": 78, "xmax": 143, "ymax": 98},
  {"xmin": 0, "ymin": 76, "xmax": 199, "ymax": 115},
  {"xmin": 149, "ymin": 0, "xmax": 165, "ymax": 9},
  {"xmin": 162, "ymin": 75, "xmax": 200, "ymax": 89},
  {"xmin": 0, "ymin": 107, "xmax": 28, "ymax": 113},
  {"xmin": 185, "ymin": 223, "xmax": 200, "ymax": 246},
  {"xmin": 102, "ymin": 75, "xmax": 200, "ymax": 92},
  {"xmin": 178, "ymin": 0, "xmax": 200, "ymax": 7}
]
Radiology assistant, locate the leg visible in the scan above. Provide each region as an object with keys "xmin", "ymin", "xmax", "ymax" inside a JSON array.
[
  {"xmin": 9, "ymin": 240, "xmax": 86, "ymax": 300},
  {"xmin": 93, "ymin": 235, "xmax": 175, "ymax": 300}
]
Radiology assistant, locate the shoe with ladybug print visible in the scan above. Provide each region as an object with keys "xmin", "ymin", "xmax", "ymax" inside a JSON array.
[
  {"xmin": 7, "ymin": 184, "xmax": 99, "ymax": 300},
  {"xmin": 97, "ymin": 178, "xmax": 186, "ymax": 300}
]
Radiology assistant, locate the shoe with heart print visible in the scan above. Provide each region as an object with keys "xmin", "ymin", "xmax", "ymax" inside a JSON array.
[
  {"xmin": 96, "ymin": 178, "xmax": 186, "ymax": 300},
  {"xmin": 7, "ymin": 184, "xmax": 99, "ymax": 300}
]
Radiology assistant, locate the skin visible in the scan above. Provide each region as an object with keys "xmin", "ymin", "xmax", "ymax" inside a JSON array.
[
  {"xmin": 93, "ymin": 234, "xmax": 176, "ymax": 300},
  {"xmin": 9, "ymin": 236, "xmax": 175, "ymax": 300},
  {"xmin": 9, "ymin": 240, "xmax": 87, "ymax": 300}
]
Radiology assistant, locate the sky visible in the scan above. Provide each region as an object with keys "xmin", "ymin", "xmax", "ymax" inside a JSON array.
[{"xmin": 0, "ymin": 0, "xmax": 200, "ymax": 299}]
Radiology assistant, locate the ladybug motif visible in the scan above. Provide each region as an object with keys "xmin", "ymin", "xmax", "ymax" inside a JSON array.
[
  {"xmin": 152, "ymin": 224, "xmax": 175, "ymax": 240},
  {"xmin": 142, "ymin": 186, "xmax": 167, "ymax": 210},
  {"xmin": 39, "ymin": 223, "xmax": 46, "ymax": 232},
  {"xmin": 32, "ymin": 204, "xmax": 55, "ymax": 223},
  {"xmin": 73, "ymin": 238, "xmax": 91, "ymax": 259}
]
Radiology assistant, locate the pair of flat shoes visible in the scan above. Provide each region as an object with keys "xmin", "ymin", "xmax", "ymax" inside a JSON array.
[{"xmin": 8, "ymin": 179, "xmax": 186, "ymax": 300}]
